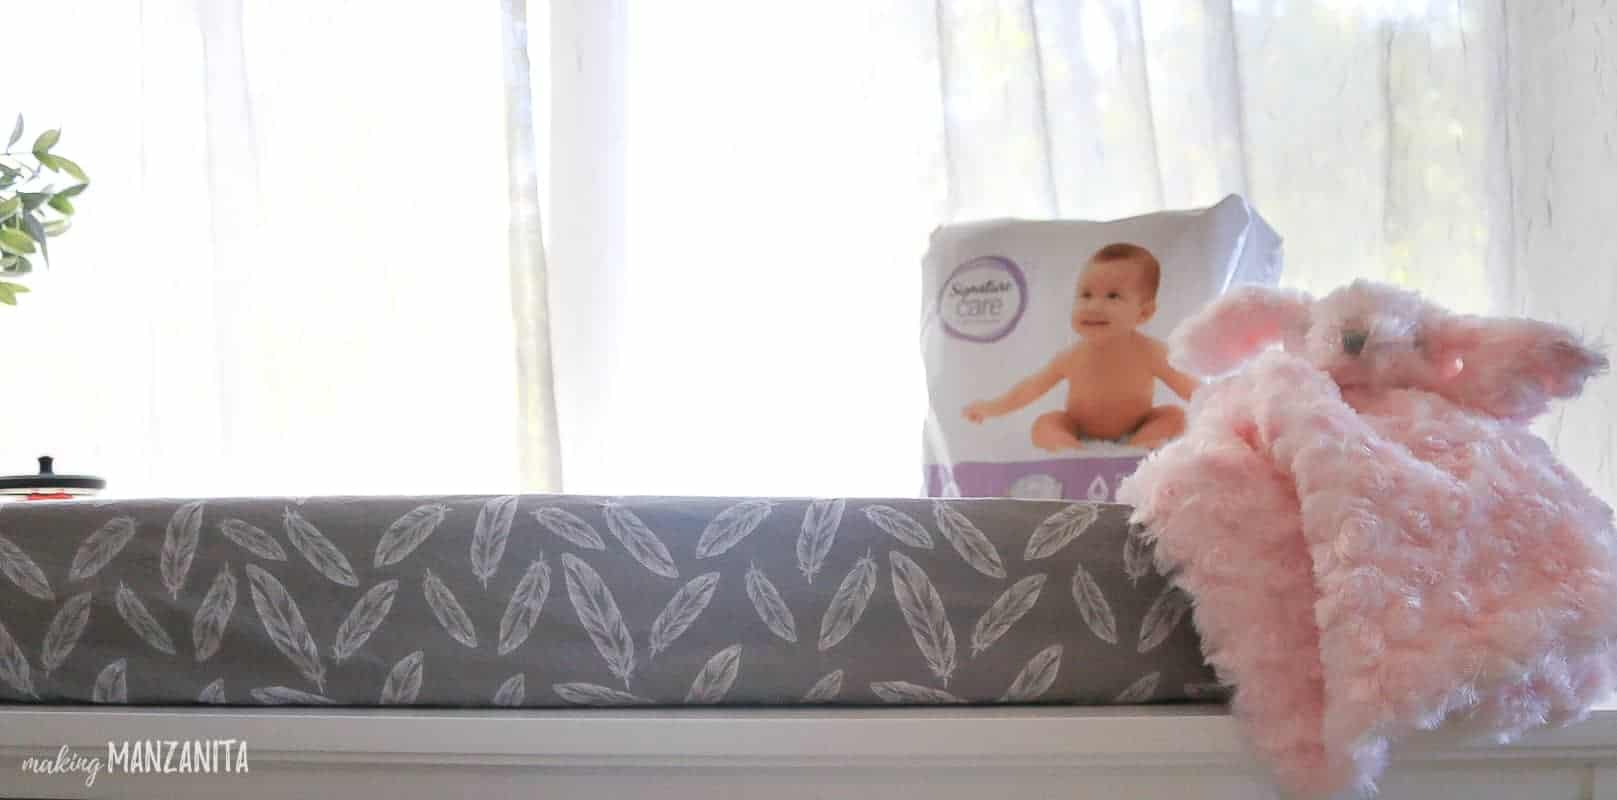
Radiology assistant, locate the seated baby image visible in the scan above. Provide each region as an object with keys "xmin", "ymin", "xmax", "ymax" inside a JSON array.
[{"xmin": 964, "ymin": 243, "xmax": 1199, "ymax": 451}]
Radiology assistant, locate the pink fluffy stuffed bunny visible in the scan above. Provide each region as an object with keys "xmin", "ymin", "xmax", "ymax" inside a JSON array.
[{"xmin": 1117, "ymin": 279, "xmax": 1617, "ymax": 798}]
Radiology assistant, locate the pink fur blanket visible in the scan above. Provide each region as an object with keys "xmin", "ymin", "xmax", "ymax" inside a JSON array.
[{"xmin": 1116, "ymin": 281, "xmax": 1617, "ymax": 797}]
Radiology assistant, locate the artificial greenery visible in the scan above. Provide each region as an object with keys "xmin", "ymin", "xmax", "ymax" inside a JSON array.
[{"xmin": 0, "ymin": 115, "xmax": 89, "ymax": 306}]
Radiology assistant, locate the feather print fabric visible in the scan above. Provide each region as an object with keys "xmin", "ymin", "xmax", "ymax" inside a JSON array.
[{"xmin": 0, "ymin": 495, "xmax": 1211, "ymax": 707}]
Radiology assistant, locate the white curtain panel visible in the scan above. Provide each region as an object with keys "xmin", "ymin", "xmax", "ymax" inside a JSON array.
[
  {"xmin": 4, "ymin": 1, "xmax": 1613, "ymax": 504},
  {"xmin": 2, "ymin": 0, "xmax": 558, "ymax": 497},
  {"xmin": 546, "ymin": 0, "xmax": 1617, "ymax": 502}
]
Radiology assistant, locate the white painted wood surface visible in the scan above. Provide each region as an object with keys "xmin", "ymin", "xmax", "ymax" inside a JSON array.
[{"xmin": 1, "ymin": 705, "xmax": 1613, "ymax": 799}]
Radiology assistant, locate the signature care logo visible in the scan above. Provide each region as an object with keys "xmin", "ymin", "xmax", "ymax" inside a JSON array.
[{"xmin": 938, "ymin": 256, "xmax": 1027, "ymax": 343}]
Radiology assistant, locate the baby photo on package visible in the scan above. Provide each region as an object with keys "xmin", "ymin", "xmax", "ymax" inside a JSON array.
[{"xmin": 921, "ymin": 194, "xmax": 1283, "ymax": 501}]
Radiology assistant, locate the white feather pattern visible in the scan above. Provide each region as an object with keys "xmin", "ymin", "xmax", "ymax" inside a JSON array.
[
  {"xmin": 795, "ymin": 498, "xmax": 845, "ymax": 583},
  {"xmin": 115, "ymin": 582, "xmax": 176, "ymax": 655},
  {"xmin": 694, "ymin": 500, "xmax": 775, "ymax": 559},
  {"xmin": 745, "ymin": 563, "xmax": 797, "ymax": 643},
  {"xmin": 562, "ymin": 553, "xmax": 636, "ymax": 688},
  {"xmin": 218, "ymin": 519, "xmax": 287, "ymax": 561},
  {"xmin": 888, "ymin": 550, "xmax": 958, "ymax": 686},
  {"xmin": 252, "ymin": 686, "xmax": 335, "ymax": 705},
  {"xmin": 493, "ymin": 673, "xmax": 526, "ymax": 707},
  {"xmin": 869, "ymin": 681, "xmax": 962, "ymax": 704},
  {"xmin": 817, "ymin": 551, "xmax": 878, "ymax": 651},
  {"xmin": 861, "ymin": 505, "xmax": 934, "ymax": 549},
  {"xmin": 1070, "ymin": 564, "xmax": 1118, "ymax": 645},
  {"xmin": 93, "ymin": 658, "xmax": 127, "ymax": 703},
  {"xmin": 69, "ymin": 516, "xmax": 137, "ymax": 582},
  {"xmin": 534, "ymin": 507, "xmax": 606, "ymax": 551},
  {"xmin": 1114, "ymin": 671, "xmax": 1161, "ymax": 704},
  {"xmin": 1024, "ymin": 503, "xmax": 1100, "ymax": 561},
  {"xmin": 498, "ymin": 559, "xmax": 552, "ymax": 655},
  {"xmin": 246, "ymin": 564, "xmax": 326, "ymax": 691},
  {"xmin": 423, "ymin": 569, "xmax": 478, "ymax": 649},
  {"xmin": 602, "ymin": 503, "xmax": 679, "ymax": 578},
  {"xmin": 802, "ymin": 670, "xmax": 844, "ymax": 703},
  {"xmin": 0, "ymin": 616, "xmax": 35, "ymax": 698},
  {"xmin": 685, "ymin": 644, "xmax": 742, "ymax": 704},
  {"xmin": 471, "ymin": 496, "xmax": 520, "ymax": 588},
  {"xmin": 282, "ymin": 508, "xmax": 358, "ymax": 587},
  {"xmin": 932, "ymin": 502, "xmax": 1007, "ymax": 579},
  {"xmin": 999, "ymin": 644, "xmax": 1063, "ymax": 702},
  {"xmin": 0, "ymin": 533, "xmax": 53, "ymax": 601},
  {"xmin": 333, "ymin": 580, "xmax": 399, "ymax": 663},
  {"xmin": 198, "ymin": 679, "xmax": 227, "ymax": 704},
  {"xmin": 553, "ymin": 682, "xmax": 651, "ymax": 706},
  {"xmin": 1137, "ymin": 585, "xmax": 1193, "ymax": 654},
  {"xmin": 42, "ymin": 592, "xmax": 93, "ymax": 675},
  {"xmin": 1123, "ymin": 523, "xmax": 1153, "ymax": 583},
  {"xmin": 161, "ymin": 500, "xmax": 206, "ymax": 599},
  {"xmin": 380, "ymin": 650, "xmax": 424, "ymax": 705},
  {"xmin": 971, "ymin": 574, "xmax": 1047, "ymax": 657},
  {"xmin": 374, "ymin": 503, "xmax": 449, "ymax": 569},
  {"xmin": 192, "ymin": 565, "xmax": 238, "ymax": 663},
  {"xmin": 648, "ymin": 572, "xmax": 720, "ymax": 658}
]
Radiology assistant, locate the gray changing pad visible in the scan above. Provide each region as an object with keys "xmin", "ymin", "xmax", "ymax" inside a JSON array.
[{"xmin": 0, "ymin": 495, "xmax": 1222, "ymax": 707}]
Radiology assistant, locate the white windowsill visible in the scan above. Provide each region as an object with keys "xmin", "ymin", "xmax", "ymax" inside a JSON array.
[{"xmin": 2, "ymin": 704, "xmax": 1616, "ymax": 768}]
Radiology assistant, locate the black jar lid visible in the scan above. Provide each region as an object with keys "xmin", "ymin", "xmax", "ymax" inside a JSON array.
[{"xmin": 0, "ymin": 456, "xmax": 107, "ymax": 494}]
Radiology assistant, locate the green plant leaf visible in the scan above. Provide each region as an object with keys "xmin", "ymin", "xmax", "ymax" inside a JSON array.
[
  {"xmin": 58, "ymin": 183, "xmax": 87, "ymax": 199},
  {"xmin": 19, "ymin": 192, "xmax": 49, "ymax": 211},
  {"xmin": 0, "ymin": 228, "xmax": 35, "ymax": 255},
  {"xmin": 52, "ymin": 156, "xmax": 88, "ymax": 183},
  {"xmin": 44, "ymin": 219, "xmax": 70, "ymax": 237},
  {"xmin": 0, "ymin": 281, "xmax": 27, "ymax": 306},
  {"xmin": 0, "ymin": 254, "xmax": 15, "ymax": 270},
  {"xmin": 0, "ymin": 196, "xmax": 18, "ymax": 221},
  {"xmin": 2, "ymin": 256, "xmax": 31, "ymax": 275},
  {"xmin": 32, "ymin": 129, "xmax": 60, "ymax": 156},
  {"xmin": 36, "ymin": 153, "xmax": 61, "ymax": 172},
  {"xmin": 21, "ymin": 214, "xmax": 47, "ymax": 264},
  {"xmin": 47, "ymin": 195, "xmax": 73, "ymax": 215},
  {"xmin": 5, "ymin": 115, "xmax": 22, "ymax": 150}
]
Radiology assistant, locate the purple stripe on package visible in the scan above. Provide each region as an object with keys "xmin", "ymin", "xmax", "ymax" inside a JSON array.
[{"xmin": 925, "ymin": 458, "xmax": 1145, "ymax": 502}]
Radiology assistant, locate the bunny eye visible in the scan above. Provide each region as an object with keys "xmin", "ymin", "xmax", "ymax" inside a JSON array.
[{"xmin": 1342, "ymin": 330, "xmax": 1369, "ymax": 356}]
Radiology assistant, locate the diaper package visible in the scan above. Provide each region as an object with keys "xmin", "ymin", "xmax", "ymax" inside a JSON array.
[{"xmin": 921, "ymin": 194, "xmax": 1283, "ymax": 501}]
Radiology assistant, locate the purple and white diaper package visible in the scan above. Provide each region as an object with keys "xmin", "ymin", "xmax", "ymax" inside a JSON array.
[{"xmin": 921, "ymin": 195, "xmax": 1282, "ymax": 501}]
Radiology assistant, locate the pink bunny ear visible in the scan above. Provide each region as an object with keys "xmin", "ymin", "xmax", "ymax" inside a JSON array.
[
  {"xmin": 1170, "ymin": 286, "xmax": 1314, "ymax": 376},
  {"xmin": 1423, "ymin": 313, "xmax": 1609, "ymax": 421}
]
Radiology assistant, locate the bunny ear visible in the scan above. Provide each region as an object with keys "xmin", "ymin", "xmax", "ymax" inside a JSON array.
[
  {"xmin": 1170, "ymin": 286, "xmax": 1314, "ymax": 377},
  {"xmin": 1423, "ymin": 313, "xmax": 1608, "ymax": 421}
]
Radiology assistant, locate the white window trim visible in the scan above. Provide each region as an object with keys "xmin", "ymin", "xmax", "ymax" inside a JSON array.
[{"xmin": 3, "ymin": 704, "xmax": 1615, "ymax": 769}]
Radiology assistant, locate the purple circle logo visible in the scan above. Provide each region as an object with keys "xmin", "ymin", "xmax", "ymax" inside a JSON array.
[{"xmin": 938, "ymin": 256, "xmax": 1027, "ymax": 343}]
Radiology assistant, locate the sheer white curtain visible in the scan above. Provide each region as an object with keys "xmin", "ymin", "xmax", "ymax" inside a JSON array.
[
  {"xmin": 2, "ymin": 0, "xmax": 558, "ymax": 498},
  {"xmin": 546, "ymin": 0, "xmax": 1617, "ymax": 503},
  {"xmin": 5, "ymin": 2, "xmax": 1613, "ymax": 504}
]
